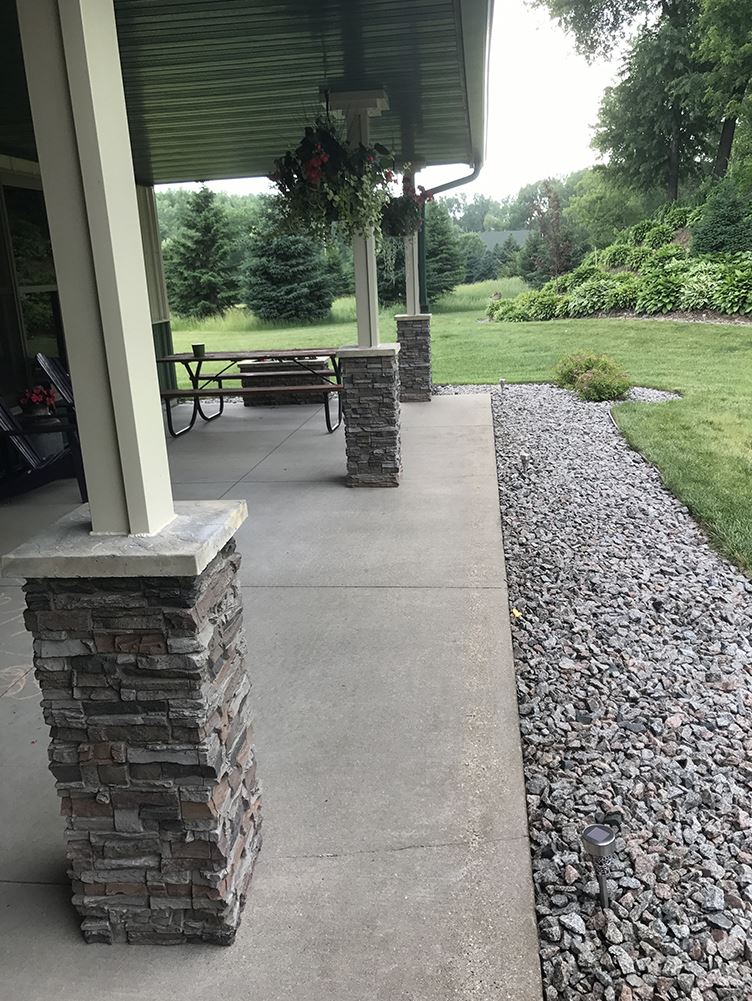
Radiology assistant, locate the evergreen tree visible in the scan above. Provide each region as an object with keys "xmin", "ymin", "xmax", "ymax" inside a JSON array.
[
  {"xmin": 494, "ymin": 235, "xmax": 523, "ymax": 276},
  {"xmin": 475, "ymin": 248, "xmax": 501, "ymax": 281},
  {"xmin": 163, "ymin": 186, "xmax": 237, "ymax": 318},
  {"xmin": 691, "ymin": 179, "xmax": 752, "ymax": 253},
  {"xmin": 516, "ymin": 232, "xmax": 550, "ymax": 289},
  {"xmin": 243, "ymin": 235, "xmax": 334, "ymax": 321},
  {"xmin": 458, "ymin": 232, "xmax": 487, "ymax": 283},
  {"xmin": 425, "ymin": 201, "xmax": 465, "ymax": 301}
]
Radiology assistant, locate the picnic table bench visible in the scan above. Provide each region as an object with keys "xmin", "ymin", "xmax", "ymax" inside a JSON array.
[{"xmin": 157, "ymin": 348, "xmax": 342, "ymax": 437}]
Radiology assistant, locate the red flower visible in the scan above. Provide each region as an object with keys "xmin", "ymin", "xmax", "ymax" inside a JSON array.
[
  {"xmin": 385, "ymin": 169, "xmax": 394, "ymax": 182},
  {"xmin": 20, "ymin": 384, "xmax": 56, "ymax": 409}
]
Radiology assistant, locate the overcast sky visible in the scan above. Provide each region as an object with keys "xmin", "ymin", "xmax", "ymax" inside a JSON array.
[{"xmin": 162, "ymin": 0, "xmax": 623, "ymax": 203}]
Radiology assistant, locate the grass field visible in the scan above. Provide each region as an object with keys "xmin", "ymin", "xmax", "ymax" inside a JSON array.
[{"xmin": 173, "ymin": 281, "xmax": 752, "ymax": 574}]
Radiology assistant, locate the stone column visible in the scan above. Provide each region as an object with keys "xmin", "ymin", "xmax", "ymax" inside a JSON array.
[
  {"xmin": 395, "ymin": 314, "xmax": 432, "ymax": 402},
  {"xmin": 338, "ymin": 344, "xmax": 401, "ymax": 487},
  {"xmin": 1, "ymin": 502, "xmax": 261, "ymax": 945}
]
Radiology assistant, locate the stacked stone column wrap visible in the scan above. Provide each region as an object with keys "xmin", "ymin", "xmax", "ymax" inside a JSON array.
[
  {"xmin": 24, "ymin": 538, "xmax": 261, "ymax": 945},
  {"xmin": 395, "ymin": 314, "xmax": 432, "ymax": 402},
  {"xmin": 339, "ymin": 348, "xmax": 401, "ymax": 487}
]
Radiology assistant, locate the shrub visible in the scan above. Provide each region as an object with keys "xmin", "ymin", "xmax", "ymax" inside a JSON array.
[
  {"xmin": 554, "ymin": 294, "xmax": 572, "ymax": 318},
  {"xmin": 575, "ymin": 364, "xmax": 631, "ymax": 402},
  {"xmin": 624, "ymin": 245, "xmax": 654, "ymax": 271},
  {"xmin": 678, "ymin": 259, "xmax": 725, "ymax": 311},
  {"xmin": 605, "ymin": 273, "xmax": 640, "ymax": 310},
  {"xmin": 655, "ymin": 204, "xmax": 691, "ymax": 230},
  {"xmin": 634, "ymin": 265, "xmax": 684, "ymax": 314},
  {"xmin": 526, "ymin": 290, "xmax": 561, "ymax": 321},
  {"xmin": 600, "ymin": 244, "xmax": 632, "ymax": 269},
  {"xmin": 555, "ymin": 353, "xmax": 610, "ymax": 389},
  {"xmin": 642, "ymin": 223, "xmax": 674, "ymax": 249},
  {"xmin": 568, "ymin": 277, "xmax": 614, "ymax": 316},
  {"xmin": 691, "ymin": 180, "xmax": 752, "ymax": 255},
  {"xmin": 630, "ymin": 220, "xmax": 654, "ymax": 245},
  {"xmin": 545, "ymin": 273, "xmax": 573, "ymax": 294},
  {"xmin": 711, "ymin": 258, "xmax": 752, "ymax": 314},
  {"xmin": 556, "ymin": 353, "xmax": 630, "ymax": 401},
  {"xmin": 645, "ymin": 244, "xmax": 686, "ymax": 266}
]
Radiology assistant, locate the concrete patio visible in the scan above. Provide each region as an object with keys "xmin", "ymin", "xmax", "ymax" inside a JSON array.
[{"xmin": 0, "ymin": 394, "xmax": 542, "ymax": 1001}]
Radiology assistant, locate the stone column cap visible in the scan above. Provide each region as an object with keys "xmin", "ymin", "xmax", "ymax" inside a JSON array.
[
  {"xmin": 0, "ymin": 500, "xmax": 247, "ymax": 578},
  {"xmin": 394, "ymin": 313, "xmax": 432, "ymax": 321},
  {"xmin": 337, "ymin": 342, "xmax": 400, "ymax": 358}
]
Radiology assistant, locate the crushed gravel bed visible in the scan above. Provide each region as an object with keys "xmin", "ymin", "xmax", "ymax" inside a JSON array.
[{"xmin": 483, "ymin": 383, "xmax": 752, "ymax": 1001}]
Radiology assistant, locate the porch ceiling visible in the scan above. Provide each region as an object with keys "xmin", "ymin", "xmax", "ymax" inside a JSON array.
[{"xmin": 2, "ymin": 0, "xmax": 493, "ymax": 185}]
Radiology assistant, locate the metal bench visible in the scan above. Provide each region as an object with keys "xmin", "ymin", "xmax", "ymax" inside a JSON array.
[{"xmin": 160, "ymin": 383, "xmax": 343, "ymax": 437}]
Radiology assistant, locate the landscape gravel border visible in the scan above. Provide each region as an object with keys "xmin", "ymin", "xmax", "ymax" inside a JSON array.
[{"xmin": 438, "ymin": 383, "xmax": 752, "ymax": 1001}]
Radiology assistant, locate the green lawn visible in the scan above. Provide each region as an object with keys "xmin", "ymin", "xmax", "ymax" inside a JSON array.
[{"xmin": 172, "ymin": 283, "xmax": 752, "ymax": 574}]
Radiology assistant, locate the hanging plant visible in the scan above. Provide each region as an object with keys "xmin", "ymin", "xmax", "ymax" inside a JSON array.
[
  {"xmin": 381, "ymin": 174, "xmax": 434, "ymax": 238},
  {"xmin": 270, "ymin": 119, "xmax": 393, "ymax": 241}
]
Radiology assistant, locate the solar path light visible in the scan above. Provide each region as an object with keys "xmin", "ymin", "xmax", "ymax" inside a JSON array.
[{"xmin": 581, "ymin": 823, "xmax": 617, "ymax": 910}]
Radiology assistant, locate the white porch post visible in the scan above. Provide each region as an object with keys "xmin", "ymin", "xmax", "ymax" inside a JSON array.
[
  {"xmin": 404, "ymin": 234, "xmax": 421, "ymax": 315},
  {"xmin": 16, "ymin": 0, "xmax": 174, "ymax": 536},
  {"xmin": 330, "ymin": 91, "xmax": 388, "ymax": 349}
]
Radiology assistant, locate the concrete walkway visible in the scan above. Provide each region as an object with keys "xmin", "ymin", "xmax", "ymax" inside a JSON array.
[{"xmin": 0, "ymin": 396, "xmax": 542, "ymax": 1001}]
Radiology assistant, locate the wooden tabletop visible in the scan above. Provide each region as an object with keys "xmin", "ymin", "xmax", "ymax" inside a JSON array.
[{"xmin": 158, "ymin": 348, "xmax": 339, "ymax": 363}]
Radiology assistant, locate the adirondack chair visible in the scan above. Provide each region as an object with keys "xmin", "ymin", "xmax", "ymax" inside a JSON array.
[
  {"xmin": 36, "ymin": 353, "xmax": 75, "ymax": 408},
  {"xmin": 0, "ymin": 397, "xmax": 87, "ymax": 501}
]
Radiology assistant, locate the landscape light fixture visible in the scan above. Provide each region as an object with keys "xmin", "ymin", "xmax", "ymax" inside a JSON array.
[{"xmin": 581, "ymin": 823, "xmax": 617, "ymax": 910}]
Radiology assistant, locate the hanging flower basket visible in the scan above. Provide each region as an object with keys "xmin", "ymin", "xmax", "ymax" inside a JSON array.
[
  {"xmin": 270, "ymin": 120, "xmax": 393, "ymax": 241},
  {"xmin": 381, "ymin": 177, "xmax": 434, "ymax": 238}
]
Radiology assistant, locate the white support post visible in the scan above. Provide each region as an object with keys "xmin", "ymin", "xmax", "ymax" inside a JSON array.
[
  {"xmin": 16, "ymin": 0, "xmax": 174, "ymax": 536},
  {"xmin": 348, "ymin": 108, "xmax": 380, "ymax": 349},
  {"xmin": 330, "ymin": 93, "xmax": 389, "ymax": 350},
  {"xmin": 404, "ymin": 233, "xmax": 421, "ymax": 315}
]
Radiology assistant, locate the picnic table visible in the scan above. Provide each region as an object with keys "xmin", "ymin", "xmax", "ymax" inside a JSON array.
[{"xmin": 157, "ymin": 348, "xmax": 342, "ymax": 437}]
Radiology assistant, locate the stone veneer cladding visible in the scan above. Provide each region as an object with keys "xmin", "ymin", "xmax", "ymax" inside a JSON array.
[
  {"xmin": 395, "ymin": 315, "xmax": 432, "ymax": 402},
  {"xmin": 340, "ymin": 352, "xmax": 401, "ymax": 487},
  {"xmin": 24, "ymin": 539, "xmax": 260, "ymax": 945}
]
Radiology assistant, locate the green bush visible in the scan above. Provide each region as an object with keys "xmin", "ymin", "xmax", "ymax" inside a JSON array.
[
  {"xmin": 575, "ymin": 364, "xmax": 631, "ymax": 402},
  {"xmin": 645, "ymin": 244, "xmax": 686, "ymax": 266},
  {"xmin": 692, "ymin": 180, "xmax": 752, "ymax": 255},
  {"xmin": 545, "ymin": 273, "xmax": 573, "ymax": 295},
  {"xmin": 606, "ymin": 273, "xmax": 640, "ymax": 310},
  {"xmin": 555, "ymin": 353, "xmax": 631, "ymax": 401},
  {"xmin": 634, "ymin": 266, "xmax": 684, "ymax": 314},
  {"xmin": 600, "ymin": 243, "xmax": 632, "ymax": 269},
  {"xmin": 678, "ymin": 260, "xmax": 725, "ymax": 311},
  {"xmin": 624, "ymin": 245, "xmax": 654, "ymax": 271},
  {"xmin": 643, "ymin": 223, "xmax": 675, "ymax": 249},
  {"xmin": 568, "ymin": 277, "xmax": 615, "ymax": 316},
  {"xmin": 655, "ymin": 204, "xmax": 691, "ymax": 230},
  {"xmin": 492, "ymin": 289, "xmax": 560, "ymax": 322},
  {"xmin": 554, "ymin": 294, "xmax": 572, "ymax": 318},
  {"xmin": 711, "ymin": 257, "xmax": 752, "ymax": 314},
  {"xmin": 630, "ymin": 220, "xmax": 654, "ymax": 245}
]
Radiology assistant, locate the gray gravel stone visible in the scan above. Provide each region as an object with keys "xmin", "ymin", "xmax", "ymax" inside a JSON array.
[{"xmin": 478, "ymin": 382, "xmax": 752, "ymax": 999}]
